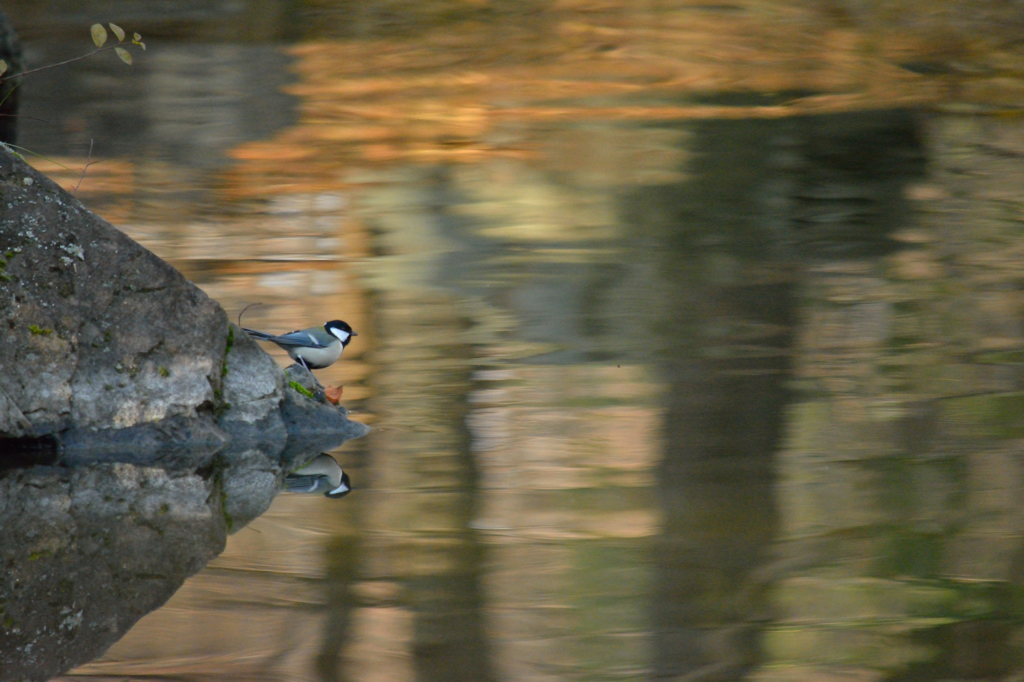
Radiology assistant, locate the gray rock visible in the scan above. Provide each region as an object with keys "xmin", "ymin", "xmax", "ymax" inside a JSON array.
[
  {"xmin": 0, "ymin": 463, "xmax": 227, "ymax": 682},
  {"xmin": 0, "ymin": 384, "xmax": 30, "ymax": 437},
  {"xmin": 218, "ymin": 446, "xmax": 283, "ymax": 532},
  {"xmin": 0, "ymin": 147, "xmax": 368, "ymax": 461},
  {"xmin": 221, "ymin": 324, "xmax": 285, "ymax": 420},
  {"xmin": 283, "ymin": 362, "xmax": 330, "ymax": 403},
  {"xmin": 0, "ymin": 149, "xmax": 227, "ymax": 437},
  {"xmin": 216, "ymin": 324, "xmax": 289, "ymax": 449},
  {"xmin": 279, "ymin": 364, "xmax": 372, "ymax": 467}
]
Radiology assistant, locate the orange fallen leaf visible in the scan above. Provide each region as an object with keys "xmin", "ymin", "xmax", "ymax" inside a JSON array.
[{"xmin": 324, "ymin": 385, "xmax": 344, "ymax": 404}]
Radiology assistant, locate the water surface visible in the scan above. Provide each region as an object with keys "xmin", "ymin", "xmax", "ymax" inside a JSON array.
[{"xmin": 5, "ymin": 1, "xmax": 1024, "ymax": 680}]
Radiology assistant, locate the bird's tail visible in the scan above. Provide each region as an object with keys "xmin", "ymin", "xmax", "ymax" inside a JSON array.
[{"xmin": 242, "ymin": 327, "xmax": 274, "ymax": 341}]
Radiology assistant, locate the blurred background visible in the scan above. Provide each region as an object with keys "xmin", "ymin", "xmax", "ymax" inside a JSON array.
[{"xmin": 6, "ymin": 0, "xmax": 1024, "ymax": 679}]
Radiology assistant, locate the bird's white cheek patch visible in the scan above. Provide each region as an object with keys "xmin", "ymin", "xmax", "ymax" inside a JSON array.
[{"xmin": 330, "ymin": 328, "xmax": 350, "ymax": 343}]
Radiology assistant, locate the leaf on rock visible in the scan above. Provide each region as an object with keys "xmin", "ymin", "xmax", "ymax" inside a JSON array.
[{"xmin": 324, "ymin": 385, "xmax": 344, "ymax": 404}]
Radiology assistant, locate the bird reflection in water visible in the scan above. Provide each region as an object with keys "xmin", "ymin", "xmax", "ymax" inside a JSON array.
[{"xmin": 284, "ymin": 453, "xmax": 351, "ymax": 499}]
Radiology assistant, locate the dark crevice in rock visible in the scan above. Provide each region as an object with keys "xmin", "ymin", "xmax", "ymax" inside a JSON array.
[{"xmin": 0, "ymin": 435, "xmax": 59, "ymax": 469}]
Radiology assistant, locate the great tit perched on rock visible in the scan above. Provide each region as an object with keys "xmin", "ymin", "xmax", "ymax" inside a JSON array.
[
  {"xmin": 243, "ymin": 320, "xmax": 357, "ymax": 373},
  {"xmin": 284, "ymin": 453, "xmax": 351, "ymax": 498}
]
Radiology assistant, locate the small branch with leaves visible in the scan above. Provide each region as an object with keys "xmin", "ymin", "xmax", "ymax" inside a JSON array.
[{"xmin": 0, "ymin": 22, "xmax": 145, "ymax": 83}]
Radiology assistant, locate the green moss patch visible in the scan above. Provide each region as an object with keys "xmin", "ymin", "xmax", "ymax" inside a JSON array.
[
  {"xmin": 221, "ymin": 326, "xmax": 235, "ymax": 378},
  {"xmin": 289, "ymin": 381, "xmax": 316, "ymax": 400}
]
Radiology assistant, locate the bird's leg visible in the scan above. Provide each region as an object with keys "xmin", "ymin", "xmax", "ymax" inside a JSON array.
[{"xmin": 297, "ymin": 357, "xmax": 324, "ymax": 389}]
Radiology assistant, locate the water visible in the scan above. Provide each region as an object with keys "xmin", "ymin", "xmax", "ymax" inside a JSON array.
[{"xmin": 5, "ymin": 1, "xmax": 1024, "ymax": 680}]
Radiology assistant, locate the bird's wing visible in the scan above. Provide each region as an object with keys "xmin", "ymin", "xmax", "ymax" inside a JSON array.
[
  {"xmin": 284, "ymin": 475, "xmax": 325, "ymax": 493},
  {"xmin": 265, "ymin": 329, "xmax": 330, "ymax": 348}
]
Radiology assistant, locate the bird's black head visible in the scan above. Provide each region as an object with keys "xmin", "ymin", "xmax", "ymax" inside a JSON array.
[
  {"xmin": 324, "ymin": 320, "xmax": 357, "ymax": 345},
  {"xmin": 325, "ymin": 470, "xmax": 352, "ymax": 499}
]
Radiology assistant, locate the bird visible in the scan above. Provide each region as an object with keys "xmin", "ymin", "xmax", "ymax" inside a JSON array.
[
  {"xmin": 284, "ymin": 454, "xmax": 352, "ymax": 498},
  {"xmin": 242, "ymin": 320, "xmax": 357, "ymax": 376}
]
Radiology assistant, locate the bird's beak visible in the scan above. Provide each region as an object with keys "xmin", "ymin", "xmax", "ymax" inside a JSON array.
[{"xmin": 351, "ymin": 331, "xmax": 358, "ymax": 336}]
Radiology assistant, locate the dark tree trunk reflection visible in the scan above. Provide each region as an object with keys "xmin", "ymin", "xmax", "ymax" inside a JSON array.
[{"xmin": 625, "ymin": 110, "xmax": 925, "ymax": 679}]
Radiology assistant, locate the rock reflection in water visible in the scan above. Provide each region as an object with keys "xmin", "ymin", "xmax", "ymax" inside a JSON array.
[
  {"xmin": 0, "ymin": 441, "xmax": 353, "ymax": 682},
  {"xmin": 0, "ymin": 462, "xmax": 225, "ymax": 682}
]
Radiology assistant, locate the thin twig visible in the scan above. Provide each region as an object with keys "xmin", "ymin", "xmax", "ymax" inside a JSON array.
[
  {"xmin": 0, "ymin": 79, "xmax": 19, "ymax": 107},
  {"xmin": 0, "ymin": 81, "xmax": 48, "ymax": 123},
  {"xmin": 238, "ymin": 302, "xmax": 264, "ymax": 327},
  {"xmin": 0, "ymin": 45, "xmax": 127, "ymax": 84},
  {"xmin": 72, "ymin": 139, "xmax": 95, "ymax": 195},
  {"xmin": 0, "ymin": 113, "xmax": 52, "ymax": 125},
  {"xmin": 1, "ymin": 143, "xmax": 76, "ymax": 170}
]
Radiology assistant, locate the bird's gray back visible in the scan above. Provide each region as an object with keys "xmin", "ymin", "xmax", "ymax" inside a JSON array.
[{"xmin": 267, "ymin": 330, "xmax": 329, "ymax": 348}]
